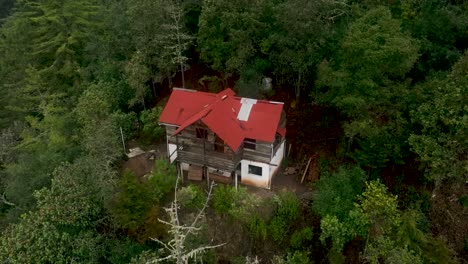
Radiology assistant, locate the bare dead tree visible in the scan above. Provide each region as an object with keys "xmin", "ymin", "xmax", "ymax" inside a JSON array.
[
  {"xmin": 162, "ymin": 0, "xmax": 193, "ymax": 89},
  {"xmin": 148, "ymin": 177, "xmax": 225, "ymax": 263}
]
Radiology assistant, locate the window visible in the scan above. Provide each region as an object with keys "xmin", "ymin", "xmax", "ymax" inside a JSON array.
[
  {"xmin": 248, "ymin": 165, "xmax": 262, "ymax": 176},
  {"xmin": 214, "ymin": 134, "xmax": 224, "ymax": 152},
  {"xmin": 244, "ymin": 138, "xmax": 256, "ymax": 150},
  {"xmin": 196, "ymin": 128, "xmax": 208, "ymax": 139},
  {"xmin": 273, "ymin": 133, "xmax": 282, "ymax": 149}
]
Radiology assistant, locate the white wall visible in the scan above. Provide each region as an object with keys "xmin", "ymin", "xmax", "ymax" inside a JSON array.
[
  {"xmin": 240, "ymin": 141, "xmax": 285, "ymax": 189},
  {"xmin": 240, "ymin": 159, "xmax": 270, "ymax": 189},
  {"xmin": 168, "ymin": 143, "xmax": 178, "ymax": 163},
  {"xmin": 269, "ymin": 141, "xmax": 285, "ymax": 178}
]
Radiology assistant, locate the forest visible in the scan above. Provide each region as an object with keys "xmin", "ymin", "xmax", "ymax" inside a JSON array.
[{"xmin": 0, "ymin": 0, "xmax": 467, "ymax": 263}]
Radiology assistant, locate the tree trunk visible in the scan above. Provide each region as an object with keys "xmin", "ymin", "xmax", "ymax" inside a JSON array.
[
  {"xmin": 151, "ymin": 78, "xmax": 157, "ymax": 98},
  {"xmin": 141, "ymin": 95, "xmax": 146, "ymax": 110},
  {"xmin": 180, "ymin": 63, "xmax": 185, "ymax": 88},
  {"xmin": 296, "ymin": 71, "xmax": 302, "ymax": 102}
]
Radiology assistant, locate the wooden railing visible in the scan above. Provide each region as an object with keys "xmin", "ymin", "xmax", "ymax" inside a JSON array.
[
  {"xmin": 177, "ymin": 143, "xmax": 242, "ymax": 171},
  {"xmin": 172, "ymin": 133, "xmax": 280, "ymax": 170}
]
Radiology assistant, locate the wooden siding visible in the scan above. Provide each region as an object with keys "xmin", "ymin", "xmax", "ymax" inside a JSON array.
[
  {"xmin": 188, "ymin": 165, "xmax": 203, "ymax": 181},
  {"xmin": 165, "ymin": 123, "xmax": 282, "ymax": 171},
  {"xmin": 208, "ymin": 171, "xmax": 232, "ymax": 184},
  {"xmin": 242, "ymin": 140, "xmax": 273, "ymax": 163}
]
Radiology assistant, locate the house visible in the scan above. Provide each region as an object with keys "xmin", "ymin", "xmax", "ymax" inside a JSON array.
[{"xmin": 159, "ymin": 88, "xmax": 286, "ymax": 189}]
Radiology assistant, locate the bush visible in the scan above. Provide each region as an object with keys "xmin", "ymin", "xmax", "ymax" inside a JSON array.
[
  {"xmin": 312, "ymin": 166, "xmax": 366, "ymax": 219},
  {"xmin": 328, "ymin": 247, "xmax": 345, "ymax": 264},
  {"xmin": 103, "ymin": 238, "xmax": 148, "ymax": 264},
  {"xmin": 290, "ymin": 227, "xmax": 313, "ymax": 250},
  {"xmin": 274, "ymin": 191, "xmax": 301, "ymax": 223},
  {"xmin": 111, "ymin": 170, "xmax": 154, "ymax": 231},
  {"xmin": 111, "ymin": 111, "xmax": 138, "ymax": 141},
  {"xmin": 272, "ymin": 251, "xmax": 310, "ymax": 264},
  {"xmin": 147, "ymin": 158, "xmax": 177, "ymax": 202},
  {"xmin": 285, "ymin": 251, "xmax": 310, "ymax": 264},
  {"xmin": 139, "ymin": 107, "xmax": 165, "ymax": 143},
  {"xmin": 269, "ymin": 191, "xmax": 301, "ymax": 243},
  {"xmin": 212, "ymin": 185, "xmax": 239, "ymax": 215},
  {"xmin": 177, "ymin": 184, "xmax": 206, "ymax": 210},
  {"xmin": 248, "ymin": 214, "xmax": 268, "ymax": 240},
  {"xmin": 270, "ymin": 216, "xmax": 289, "ymax": 243}
]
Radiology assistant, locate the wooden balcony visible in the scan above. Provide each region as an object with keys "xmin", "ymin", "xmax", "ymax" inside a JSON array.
[{"xmin": 177, "ymin": 144, "xmax": 241, "ymax": 172}]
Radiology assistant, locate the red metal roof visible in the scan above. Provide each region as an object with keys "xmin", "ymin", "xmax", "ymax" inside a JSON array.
[{"xmin": 159, "ymin": 88, "xmax": 285, "ymax": 151}]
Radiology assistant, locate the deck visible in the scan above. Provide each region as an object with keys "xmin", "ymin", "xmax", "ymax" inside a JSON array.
[{"xmin": 177, "ymin": 144, "xmax": 241, "ymax": 172}]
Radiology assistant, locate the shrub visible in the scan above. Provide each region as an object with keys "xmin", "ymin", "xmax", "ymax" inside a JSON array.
[
  {"xmin": 269, "ymin": 191, "xmax": 301, "ymax": 243},
  {"xmin": 272, "ymin": 251, "xmax": 310, "ymax": 264},
  {"xmin": 248, "ymin": 214, "xmax": 268, "ymax": 240},
  {"xmin": 147, "ymin": 158, "xmax": 177, "ymax": 202},
  {"xmin": 270, "ymin": 216, "xmax": 289, "ymax": 243},
  {"xmin": 111, "ymin": 111, "xmax": 138, "ymax": 141},
  {"xmin": 111, "ymin": 170, "xmax": 154, "ymax": 231},
  {"xmin": 139, "ymin": 106, "xmax": 165, "ymax": 143},
  {"xmin": 274, "ymin": 191, "xmax": 301, "ymax": 223},
  {"xmin": 212, "ymin": 185, "xmax": 239, "ymax": 215},
  {"xmin": 290, "ymin": 227, "xmax": 313, "ymax": 250},
  {"xmin": 103, "ymin": 238, "xmax": 148, "ymax": 264},
  {"xmin": 312, "ymin": 166, "xmax": 366, "ymax": 219},
  {"xmin": 212, "ymin": 185, "xmax": 259, "ymax": 220},
  {"xmin": 285, "ymin": 251, "xmax": 310, "ymax": 264},
  {"xmin": 177, "ymin": 184, "xmax": 206, "ymax": 210},
  {"xmin": 328, "ymin": 247, "xmax": 345, "ymax": 264}
]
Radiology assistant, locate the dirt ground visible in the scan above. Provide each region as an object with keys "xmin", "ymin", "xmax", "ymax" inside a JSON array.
[
  {"xmin": 121, "ymin": 141, "xmax": 167, "ymax": 177},
  {"xmin": 430, "ymin": 182, "xmax": 468, "ymax": 262}
]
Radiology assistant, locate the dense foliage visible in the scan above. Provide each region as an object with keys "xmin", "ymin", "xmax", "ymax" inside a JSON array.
[{"xmin": 0, "ymin": 0, "xmax": 466, "ymax": 262}]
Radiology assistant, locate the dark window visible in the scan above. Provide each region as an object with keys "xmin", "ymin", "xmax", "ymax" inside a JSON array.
[
  {"xmin": 248, "ymin": 165, "xmax": 262, "ymax": 176},
  {"xmin": 196, "ymin": 128, "xmax": 208, "ymax": 139},
  {"xmin": 214, "ymin": 134, "xmax": 224, "ymax": 152},
  {"xmin": 274, "ymin": 133, "xmax": 282, "ymax": 148},
  {"xmin": 244, "ymin": 138, "xmax": 256, "ymax": 150}
]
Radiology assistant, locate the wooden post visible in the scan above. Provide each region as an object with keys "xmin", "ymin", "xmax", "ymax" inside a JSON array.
[
  {"xmin": 179, "ymin": 162, "xmax": 184, "ymax": 183},
  {"xmin": 203, "ymin": 137, "xmax": 206, "ymax": 162},
  {"xmin": 301, "ymin": 157, "xmax": 312, "ymax": 184},
  {"xmin": 166, "ymin": 129, "xmax": 170, "ymax": 160},
  {"xmin": 235, "ymin": 172, "xmax": 238, "ymax": 190}
]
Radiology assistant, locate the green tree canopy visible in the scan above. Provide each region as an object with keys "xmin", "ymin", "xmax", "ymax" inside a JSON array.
[
  {"xmin": 316, "ymin": 7, "xmax": 419, "ymax": 170},
  {"xmin": 312, "ymin": 166, "xmax": 366, "ymax": 219},
  {"xmin": 0, "ymin": 157, "xmax": 113, "ymax": 263},
  {"xmin": 409, "ymin": 51, "xmax": 468, "ymax": 185}
]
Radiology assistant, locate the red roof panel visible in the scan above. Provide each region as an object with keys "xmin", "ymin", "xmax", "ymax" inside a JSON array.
[{"xmin": 159, "ymin": 88, "xmax": 284, "ymax": 151}]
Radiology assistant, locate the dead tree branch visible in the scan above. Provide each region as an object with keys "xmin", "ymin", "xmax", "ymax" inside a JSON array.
[
  {"xmin": 1, "ymin": 192, "xmax": 16, "ymax": 207},
  {"xmin": 149, "ymin": 174, "xmax": 224, "ymax": 263}
]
